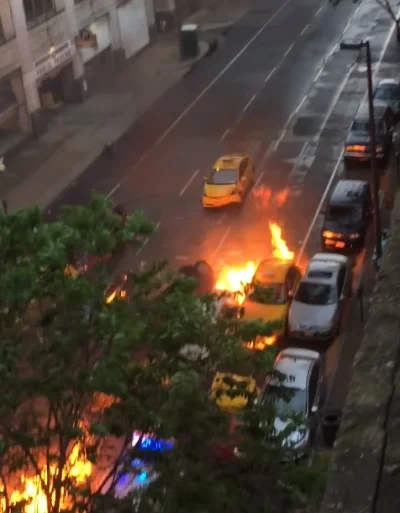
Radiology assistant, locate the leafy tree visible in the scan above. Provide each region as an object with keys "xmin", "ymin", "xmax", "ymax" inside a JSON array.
[{"xmin": 0, "ymin": 194, "xmax": 320, "ymax": 513}]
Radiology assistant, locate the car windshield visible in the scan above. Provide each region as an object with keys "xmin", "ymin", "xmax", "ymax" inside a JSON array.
[
  {"xmin": 208, "ymin": 168, "xmax": 237, "ymax": 185},
  {"xmin": 295, "ymin": 281, "xmax": 336, "ymax": 305},
  {"xmin": 374, "ymin": 85, "xmax": 399, "ymax": 101},
  {"xmin": 247, "ymin": 283, "xmax": 285, "ymax": 305},
  {"xmin": 263, "ymin": 385, "xmax": 307, "ymax": 417},
  {"xmin": 326, "ymin": 205, "xmax": 362, "ymax": 224},
  {"xmin": 351, "ymin": 120, "xmax": 382, "ymax": 134}
]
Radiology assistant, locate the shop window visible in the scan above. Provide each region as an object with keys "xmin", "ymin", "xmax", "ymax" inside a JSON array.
[{"xmin": 23, "ymin": 0, "xmax": 57, "ymax": 26}]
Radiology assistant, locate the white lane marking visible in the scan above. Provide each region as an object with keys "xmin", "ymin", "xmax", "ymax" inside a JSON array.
[
  {"xmin": 317, "ymin": 62, "xmax": 355, "ymax": 137},
  {"xmin": 264, "ymin": 66, "xmax": 277, "ymax": 83},
  {"xmin": 296, "ymin": 150, "xmax": 344, "ymax": 265},
  {"xmin": 136, "ymin": 221, "xmax": 161, "ymax": 255},
  {"xmin": 242, "ymin": 93, "xmax": 257, "ymax": 113},
  {"xmin": 284, "ymin": 43, "xmax": 294, "ymax": 58},
  {"xmin": 295, "ymin": 5, "xmax": 400, "ymax": 265},
  {"xmin": 254, "ymin": 171, "xmax": 265, "ymax": 187},
  {"xmin": 180, "ymin": 169, "xmax": 199, "ymax": 196},
  {"xmin": 325, "ymin": 247, "xmax": 367, "ymax": 404},
  {"xmin": 212, "ymin": 226, "xmax": 232, "ymax": 259},
  {"xmin": 315, "ymin": 5, "xmax": 324, "ymax": 17},
  {"xmin": 313, "ymin": 65, "xmax": 324, "ymax": 84},
  {"xmin": 300, "ymin": 23, "xmax": 310, "ymax": 36},
  {"xmin": 220, "ymin": 128, "xmax": 230, "ymax": 141},
  {"xmin": 119, "ymin": 0, "xmax": 293, "ymax": 186},
  {"xmin": 273, "ymin": 94, "xmax": 308, "ymax": 151},
  {"xmin": 106, "ymin": 182, "xmax": 121, "ymax": 199},
  {"xmin": 217, "ymin": 213, "xmax": 227, "ymax": 225}
]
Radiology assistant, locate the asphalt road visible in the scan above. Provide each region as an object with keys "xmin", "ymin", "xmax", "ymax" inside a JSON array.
[{"xmin": 44, "ymin": 0, "xmax": 393, "ymax": 418}]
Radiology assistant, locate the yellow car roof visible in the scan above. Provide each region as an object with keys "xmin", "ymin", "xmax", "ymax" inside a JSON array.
[
  {"xmin": 213, "ymin": 154, "xmax": 249, "ymax": 170},
  {"xmin": 254, "ymin": 259, "xmax": 293, "ymax": 284},
  {"xmin": 209, "ymin": 372, "xmax": 258, "ymax": 411}
]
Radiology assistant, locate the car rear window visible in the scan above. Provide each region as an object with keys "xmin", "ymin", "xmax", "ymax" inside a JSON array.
[
  {"xmin": 307, "ymin": 270, "xmax": 333, "ymax": 279},
  {"xmin": 351, "ymin": 120, "xmax": 383, "ymax": 133},
  {"xmin": 326, "ymin": 205, "xmax": 362, "ymax": 223},
  {"xmin": 374, "ymin": 84, "xmax": 400, "ymax": 100},
  {"xmin": 208, "ymin": 168, "xmax": 237, "ymax": 185}
]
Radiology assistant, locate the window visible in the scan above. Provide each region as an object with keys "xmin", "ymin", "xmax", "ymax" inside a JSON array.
[
  {"xmin": 207, "ymin": 168, "xmax": 237, "ymax": 185},
  {"xmin": 264, "ymin": 385, "xmax": 307, "ymax": 417},
  {"xmin": 23, "ymin": 0, "xmax": 56, "ymax": 26},
  {"xmin": 247, "ymin": 283, "xmax": 286, "ymax": 305},
  {"xmin": 326, "ymin": 205, "xmax": 362, "ymax": 224},
  {"xmin": 294, "ymin": 281, "xmax": 336, "ymax": 305}
]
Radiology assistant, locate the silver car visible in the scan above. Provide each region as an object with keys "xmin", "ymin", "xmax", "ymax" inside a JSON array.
[
  {"xmin": 288, "ymin": 253, "xmax": 352, "ymax": 340},
  {"xmin": 260, "ymin": 347, "xmax": 323, "ymax": 455},
  {"xmin": 373, "ymin": 78, "xmax": 400, "ymax": 118}
]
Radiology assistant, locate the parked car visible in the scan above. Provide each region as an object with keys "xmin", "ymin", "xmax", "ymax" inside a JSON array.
[
  {"xmin": 373, "ymin": 78, "xmax": 400, "ymax": 119},
  {"xmin": 259, "ymin": 347, "xmax": 323, "ymax": 455},
  {"xmin": 288, "ymin": 253, "xmax": 352, "ymax": 340},
  {"xmin": 344, "ymin": 102, "xmax": 395, "ymax": 168},
  {"xmin": 240, "ymin": 259, "xmax": 302, "ymax": 346},
  {"xmin": 321, "ymin": 179, "xmax": 373, "ymax": 251}
]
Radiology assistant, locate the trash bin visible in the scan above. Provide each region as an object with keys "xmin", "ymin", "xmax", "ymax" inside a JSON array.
[
  {"xmin": 180, "ymin": 24, "xmax": 199, "ymax": 59},
  {"xmin": 321, "ymin": 409, "xmax": 341, "ymax": 449}
]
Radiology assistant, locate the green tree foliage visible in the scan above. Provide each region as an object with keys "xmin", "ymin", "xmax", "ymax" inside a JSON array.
[{"xmin": 0, "ymin": 195, "xmax": 323, "ymax": 513}]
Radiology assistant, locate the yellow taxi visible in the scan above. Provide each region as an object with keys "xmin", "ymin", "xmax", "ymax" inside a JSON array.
[
  {"xmin": 209, "ymin": 372, "xmax": 259, "ymax": 410},
  {"xmin": 202, "ymin": 154, "xmax": 255, "ymax": 208},
  {"xmin": 241, "ymin": 260, "xmax": 302, "ymax": 347}
]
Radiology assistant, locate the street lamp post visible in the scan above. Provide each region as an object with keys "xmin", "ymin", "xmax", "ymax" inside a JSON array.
[{"xmin": 340, "ymin": 39, "xmax": 382, "ymax": 263}]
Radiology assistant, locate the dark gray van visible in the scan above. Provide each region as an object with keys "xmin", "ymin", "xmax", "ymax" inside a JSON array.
[
  {"xmin": 344, "ymin": 102, "xmax": 395, "ymax": 168},
  {"xmin": 321, "ymin": 180, "xmax": 373, "ymax": 251}
]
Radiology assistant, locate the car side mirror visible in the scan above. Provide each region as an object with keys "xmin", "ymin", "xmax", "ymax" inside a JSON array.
[
  {"xmin": 340, "ymin": 293, "xmax": 346, "ymax": 301},
  {"xmin": 288, "ymin": 290, "xmax": 294, "ymax": 299},
  {"xmin": 311, "ymin": 405, "xmax": 318, "ymax": 414}
]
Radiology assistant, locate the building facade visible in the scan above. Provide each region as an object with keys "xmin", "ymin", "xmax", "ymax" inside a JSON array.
[{"xmin": 0, "ymin": 0, "xmax": 155, "ymax": 142}]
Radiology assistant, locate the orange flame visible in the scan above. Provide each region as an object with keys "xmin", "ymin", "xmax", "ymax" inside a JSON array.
[
  {"xmin": 275, "ymin": 189, "xmax": 289, "ymax": 208},
  {"xmin": 245, "ymin": 335, "xmax": 277, "ymax": 351},
  {"xmin": 252, "ymin": 186, "xmax": 272, "ymax": 209},
  {"xmin": 5, "ymin": 442, "xmax": 92, "ymax": 513},
  {"xmin": 215, "ymin": 262, "xmax": 256, "ymax": 305},
  {"xmin": 252, "ymin": 187, "xmax": 290, "ymax": 210},
  {"xmin": 269, "ymin": 222, "xmax": 294, "ymax": 261}
]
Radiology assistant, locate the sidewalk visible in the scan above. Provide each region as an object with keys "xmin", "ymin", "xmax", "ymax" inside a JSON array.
[{"xmin": 0, "ymin": 0, "xmax": 248, "ymax": 214}]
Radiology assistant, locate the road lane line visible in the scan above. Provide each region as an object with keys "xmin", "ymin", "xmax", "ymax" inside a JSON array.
[
  {"xmin": 273, "ymin": 94, "xmax": 308, "ymax": 151},
  {"xmin": 300, "ymin": 23, "xmax": 310, "ymax": 36},
  {"xmin": 295, "ymin": 6, "xmax": 400, "ymax": 265},
  {"xmin": 119, "ymin": 0, "xmax": 293, "ymax": 185},
  {"xmin": 314, "ymin": 5, "xmax": 324, "ymax": 17},
  {"xmin": 212, "ymin": 226, "xmax": 232, "ymax": 259},
  {"xmin": 283, "ymin": 43, "xmax": 294, "ymax": 57},
  {"xmin": 242, "ymin": 94, "xmax": 257, "ymax": 113},
  {"xmin": 136, "ymin": 221, "xmax": 161, "ymax": 255},
  {"xmin": 106, "ymin": 183, "xmax": 121, "ymax": 199},
  {"xmin": 296, "ymin": 149, "xmax": 344, "ymax": 265},
  {"xmin": 220, "ymin": 128, "xmax": 230, "ymax": 141},
  {"xmin": 220, "ymin": 2, "xmax": 325, "ymax": 141},
  {"xmin": 264, "ymin": 66, "xmax": 277, "ymax": 83},
  {"xmin": 180, "ymin": 169, "xmax": 200, "ymax": 196},
  {"xmin": 254, "ymin": 171, "xmax": 265, "ymax": 187},
  {"xmin": 317, "ymin": 62, "xmax": 355, "ymax": 138}
]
